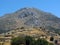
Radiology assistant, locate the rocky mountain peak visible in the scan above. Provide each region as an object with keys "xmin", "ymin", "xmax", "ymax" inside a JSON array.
[{"xmin": 0, "ymin": 7, "xmax": 60, "ymax": 34}]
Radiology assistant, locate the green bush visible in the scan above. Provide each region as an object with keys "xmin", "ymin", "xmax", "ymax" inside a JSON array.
[
  {"xmin": 11, "ymin": 36, "xmax": 54, "ymax": 45},
  {"xmin": 35, "ymin": 38, "xmax": 48, "ymax": 45},
  {"xmin": 11, "ymin": 37, "xmax": 25, "ymax": 45}
]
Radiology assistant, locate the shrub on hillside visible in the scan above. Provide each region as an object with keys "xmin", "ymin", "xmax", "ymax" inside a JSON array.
[{"xmin": 11, "ymin": 36, "xmax": 54, "ymax": 45}]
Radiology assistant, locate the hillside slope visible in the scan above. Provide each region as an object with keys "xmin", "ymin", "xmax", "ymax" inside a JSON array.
[{"xmin": 0, "ymin": 8, "xmax": 60, "ymax": 33}]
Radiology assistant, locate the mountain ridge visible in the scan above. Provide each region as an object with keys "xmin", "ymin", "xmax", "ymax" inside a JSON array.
[{"xmin": 0, "ymin": 7, "xmax": 60, "ymax": 34}]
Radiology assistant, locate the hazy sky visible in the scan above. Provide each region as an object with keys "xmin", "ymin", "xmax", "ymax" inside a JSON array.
[{"xmin": 0, "ymin": 0, "xmax": 60, "ymax": 18}]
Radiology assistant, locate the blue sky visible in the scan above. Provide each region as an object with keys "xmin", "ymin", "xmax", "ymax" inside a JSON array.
[{"xmin": 0, "ymin": 0, "xmax": 60, "ymax": 18}]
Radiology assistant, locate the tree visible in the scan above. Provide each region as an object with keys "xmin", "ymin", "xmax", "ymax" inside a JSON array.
[
  {"xmin": 54, "ymin": 40, "xmax": 58, "ymax": 44},
  {"xmin": 20, "ymin": 27, "xmax": 24, "ymax": 29},
  {"xmin": 11, "ymin": 36, "xmax": 54, "ymax": 45},
  {"xmin": 25, "ymin": 36, "xmax": 34, "ymax": 45},
  {"xmin": 11, "ymin": 37, "xmax": 25, "ymax": 45},
  {"xmin": 50, "ymin": 36, "xmax": 54, "ymax": 41},
  {"xmin": 36, "ymin": 38, "xmax": 49, "ymax": 45}
]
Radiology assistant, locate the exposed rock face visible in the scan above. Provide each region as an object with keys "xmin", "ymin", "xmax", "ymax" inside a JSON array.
[{"xmin": 0, "ymin": 8, "xmax": 60, "ymax": 33}]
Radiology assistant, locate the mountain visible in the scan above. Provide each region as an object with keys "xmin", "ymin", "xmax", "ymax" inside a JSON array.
[{"xmin": 0, "ymin": 7, "xmax": 60, "ymax": 34}]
